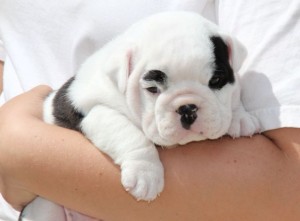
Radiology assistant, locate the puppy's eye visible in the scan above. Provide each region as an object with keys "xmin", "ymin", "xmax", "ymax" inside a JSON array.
[
  {"xmin": 209, "ymin": 76, "xmax": 222, "ymax": 87},
  {"xmin": 209, "ymin": 73, "xmax": 227, "ymax": 89},
  {"xmin": 146, "ymin": 87, "xmax": 160, "ymax": 94}
]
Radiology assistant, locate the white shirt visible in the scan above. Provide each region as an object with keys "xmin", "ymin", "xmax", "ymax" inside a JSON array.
[
  {"xmin": 217, "ymin": 0, "xmax": 300, "ymax": 131},
  {"xmin": 0, "ymin": 0, "xmax": 300, "ymax": 220},
  {"xmin": 0, "ymin": 0, "xmax": 214, "ymax": 104}
]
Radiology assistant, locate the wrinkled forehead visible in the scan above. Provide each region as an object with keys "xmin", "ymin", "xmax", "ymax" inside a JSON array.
[
  {"xmin": 138, "ymin": 31, "xmax": 219, "ymax": 79},
  {"xmin": 132, "ymin": 14, "xmax": 221, "ymax": 75}
]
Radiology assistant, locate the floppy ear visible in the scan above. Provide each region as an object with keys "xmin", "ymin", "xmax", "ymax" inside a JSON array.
[
  {"xmin": 116, "ymin": 48, "xmax": 134, "ymax": 94},
  {"xmin": 222, "ymin": 34, "xmax": 247, "ymax": 73}
]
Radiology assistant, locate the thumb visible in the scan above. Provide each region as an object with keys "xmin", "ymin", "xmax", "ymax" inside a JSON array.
[{"xmin": 28, "ymin": 85, "xmax": 53, "ymax": 99}]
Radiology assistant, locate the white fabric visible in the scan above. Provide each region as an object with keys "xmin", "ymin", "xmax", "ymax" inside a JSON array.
[
  {"xmin": 1, "ymin": 0, "xmax": 300, "ymax": 220},
  {"xmin": 0, "ymin": 0, "xmax": 213, "ymax": 106},
  {"xmin": 217, "ymin": 0, "xmax": 300, "ymax": 131},
  {"xmin": 0, "ymin": 196, "xmax": 19, "ymax": 221}
]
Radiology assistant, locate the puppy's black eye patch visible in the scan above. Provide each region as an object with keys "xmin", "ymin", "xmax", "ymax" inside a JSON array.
[
  {"xmin": 143, "ymin": 70, "xmax": 167, "ymax": 84},
  {"xmin": 209, "ymin": 36, "xmax": 234, "ymax": 90}
]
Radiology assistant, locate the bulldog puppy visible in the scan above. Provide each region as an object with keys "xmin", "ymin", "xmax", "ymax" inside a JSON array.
[{"xmin": 20, "ymin": 11, "xmax": 259, "ymax": 221}]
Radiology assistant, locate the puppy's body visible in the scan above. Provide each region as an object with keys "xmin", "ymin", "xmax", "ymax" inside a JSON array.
[{"xmin": 20, "ymin": 12, "xmax": 259, "ymax": 221}]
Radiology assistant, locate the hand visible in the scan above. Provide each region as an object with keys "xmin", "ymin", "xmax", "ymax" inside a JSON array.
[{"xmin": 0, "ymin": 85, "xmax": 52, "ymax": 211}]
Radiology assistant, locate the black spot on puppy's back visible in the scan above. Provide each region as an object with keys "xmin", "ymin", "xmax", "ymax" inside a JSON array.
[
  {"xmin": 53, "ymin": 77, "xmax": 84, "ymax": 132},
  {"xmin": 209, "ymin": 36, "xmax": 234, "ymax": 90}
]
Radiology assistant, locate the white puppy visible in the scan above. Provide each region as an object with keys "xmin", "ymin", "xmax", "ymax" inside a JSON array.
[{"xmin": 20, "ymin": 11, "xmax": 259, "ymax": 221}]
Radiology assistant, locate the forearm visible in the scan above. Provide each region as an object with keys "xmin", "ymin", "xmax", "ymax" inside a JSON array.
[
  {"xmin": 2, "ymin": 125, "xmax": 300, "ymax": 221},
  {"xmin": 1, "ymin": 122, "xmax": 295, "ymax": 221},
  {"xmin": 1, "ymin": 88, "xmax": 300, "ymax": 221}
]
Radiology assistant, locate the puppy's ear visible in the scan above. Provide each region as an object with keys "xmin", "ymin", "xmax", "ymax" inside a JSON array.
[
  {"xmin": 222, "ymin": 35, "xmax": 247, "ymax": 73},
  {"xmin": 114, "ymin": 47, "xmax": 135, "ymax": 94}
]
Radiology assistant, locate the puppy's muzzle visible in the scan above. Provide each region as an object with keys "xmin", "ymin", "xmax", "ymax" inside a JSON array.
[{"xmin": 176, "ymin": 104, "xmax": 198, "ymax": 130}]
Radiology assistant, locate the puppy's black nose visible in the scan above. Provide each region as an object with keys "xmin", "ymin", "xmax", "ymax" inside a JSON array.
[{"xmin": 177, "ymin": 104, "xmax": 198, "ymax": 130}]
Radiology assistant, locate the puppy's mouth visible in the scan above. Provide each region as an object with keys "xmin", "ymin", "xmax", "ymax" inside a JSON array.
[
  {"xmin": 153, "ymin": 106, "xmax": 230, "ymax": 146},
  {"xmin": 153, "ymin": 119, "xmax": 207, "ymax": 147}
]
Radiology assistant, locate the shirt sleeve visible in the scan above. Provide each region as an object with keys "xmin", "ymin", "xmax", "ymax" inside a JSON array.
[{"xmin": 0, "ymin": 40, "xmax": 6, "ymax": 61}]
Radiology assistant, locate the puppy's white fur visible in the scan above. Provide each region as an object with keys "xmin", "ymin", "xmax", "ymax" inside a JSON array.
[{"xmin": 21, "ymin": 11, "xmax": 259, "ymax": 221}]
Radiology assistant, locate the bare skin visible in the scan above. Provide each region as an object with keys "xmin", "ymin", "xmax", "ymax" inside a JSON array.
[{"xmin": 0, "ymin": 84, "xmax": 300, "ymax": 221}]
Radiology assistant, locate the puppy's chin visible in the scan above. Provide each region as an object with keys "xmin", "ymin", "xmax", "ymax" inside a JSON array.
[
  {"xmin": 151, "ymin": 127, "xmax": 227, "ymax": 148},
  {"xmin": 150, "ymin": 110, "xmax": 231, "ymax": 147}
]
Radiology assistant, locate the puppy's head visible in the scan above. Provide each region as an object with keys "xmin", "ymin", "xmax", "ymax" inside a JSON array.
[{"xmin": 125, "ymin": 12, "xmax": 246, "ymax": 146}]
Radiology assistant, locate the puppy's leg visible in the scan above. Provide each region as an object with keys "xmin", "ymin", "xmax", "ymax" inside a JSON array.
[
  {"xmin": 19, "ymin": 197, "xmax": 66, "ymax": 221},
  {"xmin": 81, "ymin": 105, "xmax": 164, "ymax": 201},
  {"xmin": 228, "ymin": 104, "xmax": 260, "ymax": 138}
]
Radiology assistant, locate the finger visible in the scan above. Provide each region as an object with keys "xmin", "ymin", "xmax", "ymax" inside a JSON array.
[
  {"xmin": 1, "ymin": 183, "xmax": 37, "ymax": 212},
  {"xmin": 0, "ymin": 85, "xmax": 53, "ymax": 119},
  {"xmin": 26, "ymin": 85, "xmax": 54, "ymax": 117},
  {"xmin": 28, "ymin": 85, "xmax": 53, "ymax": 99},
  {"xmin": 3, "ymin": 194, "xmax": 36, "ymax": 212}
]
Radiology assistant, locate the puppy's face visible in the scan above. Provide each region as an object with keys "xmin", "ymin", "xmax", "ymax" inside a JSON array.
[{"xmin": 125, "ymin": 13, "xmax": 244, "ymax": 146}]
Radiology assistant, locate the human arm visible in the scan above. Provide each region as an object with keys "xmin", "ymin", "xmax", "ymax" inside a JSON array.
[{"xmin": 1, "ymin": 86, "xmax": 300, "ymax": 221}]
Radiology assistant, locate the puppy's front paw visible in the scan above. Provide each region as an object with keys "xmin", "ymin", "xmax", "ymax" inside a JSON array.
[
  {"xmin": 228, "ymin": 110, "xmax": 260, "ymax": 138},
  {"xmin": 121, "ymin": 160, "xmax": 164, "ymax": 201}
]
